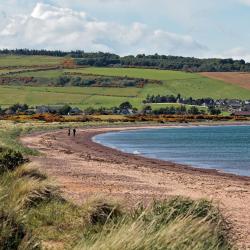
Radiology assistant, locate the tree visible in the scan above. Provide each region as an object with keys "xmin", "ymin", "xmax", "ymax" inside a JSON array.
[
  {"xmin": 119, "ymin": 102, "xmax": 133, "ymax": 110},
  {"xmin": 57, "ymin": 76, "xmax": 70, "ymax": 86},
  {"xmin": 59, "ymin": 105, "xmax": 71, "ymax": 115},
  {"xmin": 142, "ymin": 105, "xmax": 152, "ymax": 115},
  {"xmin": 188, "ymin": 106, "xmax": 200, "ymax": 115},
  {"xmin": 84, "ymin": 107, "xmax": 95, "ymax": 115},
  {"xmin": 208, "ymin": 106, "xmax": 221, "ymax": 115}
]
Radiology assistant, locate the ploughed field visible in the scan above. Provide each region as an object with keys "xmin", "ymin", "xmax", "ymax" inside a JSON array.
[
  {"xmin": 1, "ymin": 55, "xmax": 250, "ymax": 109},
  {"xmin": 200, "ymin": 72, "xmax": 250, "ymax": 90}
]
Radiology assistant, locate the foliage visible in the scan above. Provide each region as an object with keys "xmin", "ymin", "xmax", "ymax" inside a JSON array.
[
  {"xmin": 0, "ymin": 147, "xmax": 25, "ymax": 174},
  {"xmin": 209, "ymin": 106, "xmax": 222, "ymax": 115},
  {"xmin": 119, "ymin": 101, "xmax": 133, "ymax": 110},
  {"xmin": 1, "ymin": 49, "xmax": 249, "ymax": 72},
  {"xmin": 77, "ymin": 198, "xmax": 230, "ymax": 250}
]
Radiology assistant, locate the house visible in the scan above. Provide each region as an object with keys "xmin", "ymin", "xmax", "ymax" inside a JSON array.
[
  {"xmin": 119, "ymin": 108, "xmax": 134, "ymax": 115},
  {"xmin": 36, "ymin": 106, "xmax": 50, "ymax": 114},
  {"xmin": 68, "ymin": 107, "xmax": 82, "ymax": 115},
  {"xmin": 232, "ymin": 111, "xmax": 250, "ymax": 117},
  {"xmin": 4, "ymin": 109, "xmax": 16, "ymax": 115},
  {"xmin": 243, "ymin": 104, "xmax": 250, "ymax": 111},
  {"xmin": 227, "ymin": 100, "xmax": 243, "ymax": 110},
  {"xmin": 36, "ymin": 105, "xmax": 62, "ymax": 114}
]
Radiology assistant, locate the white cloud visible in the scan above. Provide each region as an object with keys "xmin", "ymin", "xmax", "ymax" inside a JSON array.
[
  {"xmin": 0, "ymin": 2, "xmax": 207, "ymax": 56},
  {"xmin": 217, "ymin": 47, "xmax": 250, "ymax": 62},
  {"xmin": 238, "ymin": 0, "xmax": 250, "ymax": 5}
]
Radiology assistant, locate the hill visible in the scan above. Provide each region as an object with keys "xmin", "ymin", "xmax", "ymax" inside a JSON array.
[
  {"xmin": 1, "ymin": 49, "xmax": 250, "ymax": 72},
  {"xmin": 1, "ymin": 55, "xmax": 250, "ymax": 109}
]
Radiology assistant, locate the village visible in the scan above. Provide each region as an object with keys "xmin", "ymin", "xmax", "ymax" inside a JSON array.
[{"xmin": 1, "ymin": 97, "xmax": 250, "ymax": 117}]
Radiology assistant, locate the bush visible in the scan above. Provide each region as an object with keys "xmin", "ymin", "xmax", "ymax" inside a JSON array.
[
  {"xmin": 0, "ymin": 148, "xmax": 25, "ymax": 174},
  {"xmin": 0, "ymin": 212, "xmax": 26, "ymax": 250}
]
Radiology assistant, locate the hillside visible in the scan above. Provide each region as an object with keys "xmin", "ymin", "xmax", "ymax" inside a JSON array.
[
  {"xmin": 0, "ymin": 55, "xmax": 250, "ymax": 109},
  {"xmin": 1, "ymin": 50, "xmax": 250, "ymax": 72}
]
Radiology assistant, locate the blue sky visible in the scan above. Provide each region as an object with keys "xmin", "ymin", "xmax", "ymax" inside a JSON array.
[{"xmin": 0, "ymin": 0, "xmax": 250, "ymax": 60}]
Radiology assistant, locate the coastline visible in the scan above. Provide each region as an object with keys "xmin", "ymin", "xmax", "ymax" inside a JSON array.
[
  {"xmin": 21, "ymin": 123, "xmax": 250, "ymax": 247},
  {"xmin": 90, "ymin": 124, "xmax": 250, "ymax": 182}
]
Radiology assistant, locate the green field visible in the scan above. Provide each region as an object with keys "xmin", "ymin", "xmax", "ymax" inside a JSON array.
[
  {"xmin": 1, "ymin": 59, "xmax": 250, "ymax": 109},
  {"xmin": 0, "ymin": 55, "xmax": 61, "ymax": 67},
  {"xmin": 0, "ymin": 85, "xmax": 143, "ymax": 109},
  {"xmin": 70, "ymin": 67, "xmax": 250, "ymax": 99}
]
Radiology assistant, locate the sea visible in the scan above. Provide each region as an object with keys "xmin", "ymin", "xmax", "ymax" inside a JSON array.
[{"xmin": 93, "ymin": 125, "xmax": 250, "ymax": 176}]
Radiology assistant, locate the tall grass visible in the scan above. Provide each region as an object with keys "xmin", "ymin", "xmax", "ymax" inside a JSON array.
[
  {"xmin": 77, "ymin": 198, "xmax": 230, "ymax": 250},
  {"xmin": 0, "ymin": 163, "xmax": 231, "ymax": 249},
  {"xmin": 0, "ymin": 122, "xmax": 232, "ymax": 249}
]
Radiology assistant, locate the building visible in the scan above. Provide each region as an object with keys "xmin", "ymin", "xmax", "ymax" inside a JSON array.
[{"xmin": 232, "ymin": 111, "xmax": 250, "ymax": 117}]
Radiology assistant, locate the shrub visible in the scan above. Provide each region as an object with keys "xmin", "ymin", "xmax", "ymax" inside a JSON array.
[
  {"xmin": 0, "ymin": 211, "xmax": 26, "ymax": 250},
  {"xmin": 0, "ymin": 148, "xmax": 25, "ymax": 174},
  {"xmin": 83, "ymin": 199, "xmax": 122, "ymax": 226}
]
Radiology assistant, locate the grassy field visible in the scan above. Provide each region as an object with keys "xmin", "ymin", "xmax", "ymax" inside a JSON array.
[
  {"xmin": 0, "ymin": 85, "xmax": 142, "ymax": 109},
  {"xmin": 0, "ymin": 55, "xmax": 61, "ymax": 67},
  {"xmin": 1, "ymin": 60, "xmax": 250, "ymax": 109},
  {"xmin": 71, "ymin": 67, "xmax": 250, "ymax": 99}
]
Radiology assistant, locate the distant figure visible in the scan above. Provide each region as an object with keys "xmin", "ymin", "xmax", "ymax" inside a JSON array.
[
  {"xmin": 73, "ymin": 128, "xmax": 76, "ymax": 137},
  {"xmin": 68, "ymin": 128, "xmax": 71, "ymax": 136}
]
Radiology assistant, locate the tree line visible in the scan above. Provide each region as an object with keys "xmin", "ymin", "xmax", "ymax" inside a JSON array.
[
  {"xmin": 1, "ymin": 49, "xmax": 250, "ymax": 72},
  {"xmin": 143, "ymin": 94, "xmax": 215, "ymax": 106},
  {"xmin": 0, "ymin": 102, "xmax": 220, "ymax": 116}
]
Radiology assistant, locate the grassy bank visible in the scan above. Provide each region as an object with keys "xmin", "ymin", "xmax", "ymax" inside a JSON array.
[{"xmin": 0, "ymin": 121, "xmax": 231, "ymax": 249}]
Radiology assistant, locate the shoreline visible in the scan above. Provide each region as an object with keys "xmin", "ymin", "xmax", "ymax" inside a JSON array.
[
  {"xmin": 21, "ymin": 123, "xmax": 250, "ymax": 247},
  {"xmin": 89, "ymin": 125, "xmax": 250, "ymax": 180}
]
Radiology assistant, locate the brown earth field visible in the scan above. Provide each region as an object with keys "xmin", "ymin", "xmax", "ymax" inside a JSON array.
[
  {"xmin": 200, "ymin": 72, "xmax": 250, "ymax": 90},
  {"xmin": 21, "ymin": 125, "xmax": 250, "ymax": 249}
]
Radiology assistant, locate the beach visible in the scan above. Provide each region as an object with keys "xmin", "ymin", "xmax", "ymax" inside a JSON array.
[{"xmin": 21, "ymin": 125, "xmax": 250, "ymax": 248}]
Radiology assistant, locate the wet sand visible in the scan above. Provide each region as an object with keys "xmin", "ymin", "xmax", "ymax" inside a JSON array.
[{"xmin": 21, "ymin": 125, "xmax": 250, "ymax": 248}]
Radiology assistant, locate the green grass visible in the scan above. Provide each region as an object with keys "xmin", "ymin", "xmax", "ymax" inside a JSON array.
[
  {"xmin": 14, "ymin": 69, "xmax": 64, "ymax": 78},
  {"xmin": 0, "ymin": 166, "xmax": 230, "ymax": 249},
  {"xmin": 73, "ymin": 67, "xmax": 250, "ymax": 99},
  {"xmin": 0, "ymin": 55, "xmax": 61, "ymax": 67},
  {"xmin": 1, "ymin": 65, "xmax": 250, "ymax": 109},
  {"xmin": 68, "ymin": 67, "xmax": 198, "ymax": 81},
  {"xmin": 0, "ymin": 85, "xmax": 142, "ymax": 109}
]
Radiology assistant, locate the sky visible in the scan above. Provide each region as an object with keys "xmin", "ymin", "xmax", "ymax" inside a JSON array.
[{"xmin": 0, "ymin": 0, "xmax": 250, "ymax": 60}]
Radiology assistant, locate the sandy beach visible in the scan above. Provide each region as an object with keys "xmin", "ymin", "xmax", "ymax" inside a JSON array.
[{"xmin": 21, "ymin": 125, "xmax": 250, "ymax": 248}]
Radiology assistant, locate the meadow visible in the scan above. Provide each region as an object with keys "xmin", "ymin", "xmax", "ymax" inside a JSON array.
[
  {"xmin": 0, "ymin": 55, "xmax": 61, "ymax": 67},
  {"xmin": 71, "ymin": 67, "xmax": 250, "ymax": 99},
  {"xmin": 1, "ymin": 55, "xmax": 250, "ymax": 109}
]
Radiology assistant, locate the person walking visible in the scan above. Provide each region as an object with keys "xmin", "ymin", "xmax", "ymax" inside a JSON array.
[
  {"xmin": 73, "ymin": 128, "xmax": 76, "ymax": 137},
  {"xmin": 68, "ymin": 128, "xmax": 71, "ymax": 136}
]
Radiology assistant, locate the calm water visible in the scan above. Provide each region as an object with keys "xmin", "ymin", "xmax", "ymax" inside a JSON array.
[{"xmin": 93, "ymin": 126, "xmax": 250, "ymax": 176}]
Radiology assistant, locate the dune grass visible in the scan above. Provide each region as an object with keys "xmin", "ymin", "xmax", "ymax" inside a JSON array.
[
  {"xmin": 0, "ymin": 121, "xmax": 232, "ymax": 249},
  {"xmin": 0, "ymin": 163, "xmax": 230, "ymax": 249}
]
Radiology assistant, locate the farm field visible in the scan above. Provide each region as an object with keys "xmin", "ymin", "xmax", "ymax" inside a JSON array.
[
  {"xmin": 15, "ymin": 67, "xmax": 250, "ymax": 100},
  {"xmin": 69, "ymin": 67, "xmax": 250, "ymax": 99},
  {"xmin": 200, "ymin": 72, "xmax": 250, "ymax": 90},
  {"xmin": 0, "ymin": 85, "xmax": 143, "ymax": 109},
  {"xmin": 0, "ymin": 55, "xmax": 61, "ymax": 67},
  {"xmin": 1, "ymin": 58, "xmax": 250, "ymax": 109}
]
